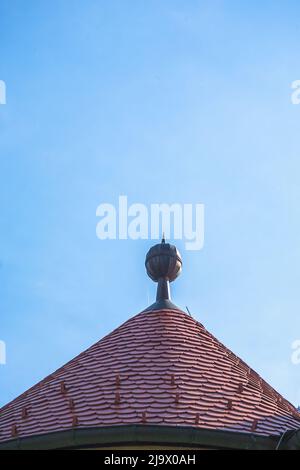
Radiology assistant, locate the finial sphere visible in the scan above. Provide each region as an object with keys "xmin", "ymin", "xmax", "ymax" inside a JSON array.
[{"xmin": 145, "ymin": 240, "xmax": 182, "ymax": 282}]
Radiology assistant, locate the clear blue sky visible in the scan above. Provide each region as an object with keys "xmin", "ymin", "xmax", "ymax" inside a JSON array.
[{"xmin": 1, "ymin": 0, "xmax": 300, "ymax": 407}]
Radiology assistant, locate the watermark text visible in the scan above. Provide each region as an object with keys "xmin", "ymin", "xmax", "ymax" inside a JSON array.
[
  {"xmin": 0, "ymin": 80, "xmax": 6, "ymax": 105},
  {"xmin": 96, "ymin": 196, "xmax": 204, "ymax": 251},
  {"xmin": 291, "ymin": 339, "xmax": 300, "ymax": 365},
  {"xmin": 0, "ymin": 340, "xmax": 6, "ymax": 365}
]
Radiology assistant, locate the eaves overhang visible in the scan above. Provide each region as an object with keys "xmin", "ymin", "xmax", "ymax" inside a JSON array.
[
  {"xmin": 0, "ymin": 424, "xmax": 280, "ymax": 450},
  {"xmin": 278, "ymin": 429, "xmax": 300, "ymax": 450}
]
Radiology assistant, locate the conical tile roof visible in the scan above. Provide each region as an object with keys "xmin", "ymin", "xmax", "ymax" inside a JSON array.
[{"xmin": 0, "ymin": 307, "xmax": 299, "ymax": 444}]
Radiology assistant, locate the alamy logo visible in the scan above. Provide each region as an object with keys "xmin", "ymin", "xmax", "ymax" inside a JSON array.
[
  {"xmin": 96, "ymin": 196, "xmax": 204, "ymax": 251},
  {"xmin": 0, "ymin": 340, "xmax": 6, "ymax": 365},
  {"xmin": 291, "ymin": 340, "xmax": 300, "ymax": 365},
  {"xmin": 0, "ymin": 80, "xmax": 6, "ymax": 105}
]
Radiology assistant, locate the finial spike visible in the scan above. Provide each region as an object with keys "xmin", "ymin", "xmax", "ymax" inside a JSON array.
[{"xmin": 161, "ymin": 232, "xmax": 165, "ymax": 244}]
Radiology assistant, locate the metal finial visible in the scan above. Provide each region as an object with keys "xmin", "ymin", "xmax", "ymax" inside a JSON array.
[{"xmin": 144, "ymin": 239, "xmax": 182, "ymax": 311}]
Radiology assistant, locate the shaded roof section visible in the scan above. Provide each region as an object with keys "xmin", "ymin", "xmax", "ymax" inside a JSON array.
[{"xmin": 0, "ymin": 307, "xmax": 299, "ymax": 444}]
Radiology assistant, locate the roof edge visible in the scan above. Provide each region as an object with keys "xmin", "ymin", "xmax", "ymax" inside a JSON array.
[{"xmin": 0, "ymin": 424, "xmax": 279, "ymax": 450}]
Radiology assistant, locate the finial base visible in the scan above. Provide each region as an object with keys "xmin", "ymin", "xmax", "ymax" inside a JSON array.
[
  {"xmin": 156, "ymin": 278, "xmax": 171, "ymax": 301},
  {"xmin": 143, "ymin": 298, "xmax": 182, "ymax": 312}
]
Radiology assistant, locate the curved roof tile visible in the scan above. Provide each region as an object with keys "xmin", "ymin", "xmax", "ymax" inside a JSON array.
[{"xmin": 0, "ymin": 308, "xmax": 299, "ymax": 442}]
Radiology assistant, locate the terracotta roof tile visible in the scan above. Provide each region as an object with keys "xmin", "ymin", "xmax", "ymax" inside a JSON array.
[{"xmin": 0, "ymin": 308, "xmax": 299, "ymax": 443}]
